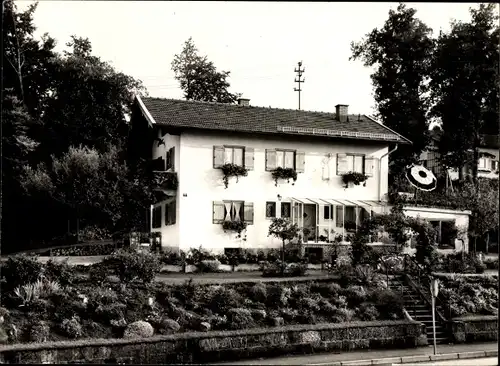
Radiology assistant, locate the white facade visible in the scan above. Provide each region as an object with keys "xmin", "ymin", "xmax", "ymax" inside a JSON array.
[{"xmin": 151, "ymin": 129, "xmax": 392, "ymax": 254}]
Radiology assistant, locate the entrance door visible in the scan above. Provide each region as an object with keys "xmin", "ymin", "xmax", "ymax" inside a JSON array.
[{"xmin": 303, "ymin": 204, "xmax": 317, "ymax": 242}]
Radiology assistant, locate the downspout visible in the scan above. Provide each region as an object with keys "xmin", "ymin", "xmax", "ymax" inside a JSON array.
[{"xmin": 378, "ymin": 144, "xmax": 399, "ymax": 202}]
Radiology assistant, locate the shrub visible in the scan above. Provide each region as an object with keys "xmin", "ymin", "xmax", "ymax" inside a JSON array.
[
  {"xmin": 13, "ymin": 278, "xmax": 61, "ymax": 306},
  {"xmin": 28, "ymin": 320, "xmax": 50, "ymax": 342},
  {"xmin": 484, "ymin": 258, "xmax": 499, "ymax": 270},
  {"xmin": 249, "ymin": 283, "xmax": 267, "ymax": 303},
  {"xmin": 345, "ymin": 285, "xmax": 368, "ymax": 305},
  {"xmin": 297, "ymin": 297, "xmax": 320, "ymax": 312},
  {"xmin": 297, "ymin": 311, "xmax": 317, "ymax": 324},
  {"xmin": 226, "ymin": 308, "xmax": 255, "ymax": 330},
  {"xmin": 1, "ymin": 255, "xmax": 43, "ymax": 292},
  {"xmin": 205, "ymin": 315, "xmax": 227, "ymax": 330},
  {"xmin": 197, "ymin": 259, "xmax": 221, "ymax": 273},
  {"xmin": 123, "ymin": 320, "xmax": 154, "ymax": 338},
  {"xmin": 318, "ymin": 299, "xmax": 337, "ymax": 315},
  {"xmin": 160, "ymin": 251, "xmax": 183, "ymax": 266},
  {"xmin": 357, "ymin": 303, "xmax": 380, "ymax": 321},
  {"xmin": 266, "ymin": 285, "xmax": 291, "ymax": 308},
  {"xmin": 331, "ymin": 308, "xmax": 354, "ymax": 323},
  {"xmin": 88, "ymin": 262, "xmax": 109, "ymax": 285},
  {"xmin": 103, "ymin": 249, "xmax": 161, "ymax": 283},
  {"xmin": 155, "ymin": 318, "xmax": 180, "ymax": 335},
  {"xmin": 185, "ymin": 247, "xmax": 215, "ymax": 265},
  {"xmin": 204, "ymin": 286, "xmax": 243, "ymax": 314},
  {"xmin": 59, "ymin": 316, "xmax": 83, "ymax": 339},
  {"xmin": 43, "ymin": 260, "xmax": 76, "ymax": 286},
  {"xmin": 372, "ymin": 289, "xmax": 403, "ymax": 318}
]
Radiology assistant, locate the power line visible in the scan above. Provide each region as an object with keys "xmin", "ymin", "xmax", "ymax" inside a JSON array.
[{"xmin": 294, "ymin": 61, "xmax": 305, "ymax": 110}]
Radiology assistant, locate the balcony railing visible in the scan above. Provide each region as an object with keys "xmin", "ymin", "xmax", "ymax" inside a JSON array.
[{"xmin": 152, "ymin": 171, "xmax": 178, "ymax": 194}]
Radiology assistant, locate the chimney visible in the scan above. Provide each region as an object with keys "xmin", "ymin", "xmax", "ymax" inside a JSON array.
[
  {"xmin": 335, "ymin": 104, "xmax": 349, "ymax": 122},
  {"xmin": 237, "ymin": 98, "xmax": 250, "ymax": 106}
]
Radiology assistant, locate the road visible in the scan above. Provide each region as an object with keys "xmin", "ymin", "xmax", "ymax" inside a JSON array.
[
  {"xmin": 401, "ymin": 357, "xmax": 497, "ymax": 365},
  {"xmin": 211, "ymin": 343, "xmax": 498, "ymax": 365}
]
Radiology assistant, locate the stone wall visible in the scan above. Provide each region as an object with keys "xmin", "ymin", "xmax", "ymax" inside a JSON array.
[
  {"xmin": 451, "ymin": 316, "xmax": 498, "ymax": 343},
  {"xmin": 0, "ymin": 321, "xmax": 426, "ymax": 364}
]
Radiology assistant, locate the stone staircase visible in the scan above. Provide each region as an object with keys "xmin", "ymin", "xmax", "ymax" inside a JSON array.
[{"xmin": 388, "ymin": 275, "xmax": 449, "ymax": 345}]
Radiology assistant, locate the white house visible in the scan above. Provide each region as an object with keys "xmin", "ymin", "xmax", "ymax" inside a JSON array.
[{"xmin": 129, "ymin": 96, "xmax": 470, "ymax": 256}]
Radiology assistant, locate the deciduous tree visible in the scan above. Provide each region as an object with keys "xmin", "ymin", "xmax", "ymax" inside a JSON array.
[
  {"xmin": 171, "ymin": 37, "xmax": 241, "ymax": 103},
  {"xmin": 350, "ymin": 3, "xmax": 434, "ymax": 174},
  {"xmin": 430, "ymin": 4, "xmax": 499, "ymax": 182}
]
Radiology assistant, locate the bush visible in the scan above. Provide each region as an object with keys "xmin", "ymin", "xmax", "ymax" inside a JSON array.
[
  {"xmin": 185, "ymin": 247, "xmax": 215, "ymax": 265},
  {"xmin": 88, "ymin": 262, "xmax": 109, "ymax": 285},
  {"xmin": 123, "ymin": 320, "xmax": 154, "ymax": 338},
  {"xmin": 28, "ymin": 320, "xmax": 50, "ymax": 342},
  {"xmin": 103, "ymin": 249, "xmax": 161, "ymax": 283},
  {"xmin": 50, "ymin": 242, "xmax": 117, "ymax": 256},
  {"xmin": 297, "ymin": 297, "xmax": 320, "ymax": 312},
  {"xmin": 1, "ymin": 255, "xmax": 43, "ymax": 292},
  {"xmin": 345, "ymin": 285, "xmax": 368, "ymax": 305},
  {"xmin": 198, "ymin": 259, "xmax": 221, "ymax": 273},
  {"xmin": 318, "ymin": 298, "xmax": 337, "ymax": 315},
  {"xmin": 372, "ymin": 289, "xmax": 403, "ymax": 318},
  {"xmin": 43, "ymin": 260, "xmax": 76, "ymax": 286},
  {"xmin": 484, "ymin": 258, "xmax": 499, "ymax": 270},
  {"xmin": 262, "ymin": 262, "xmax": 307, "ymax": 277},
  {"xmin": 297, "ymin": 311, "xmax": 317, "ymax": 324},
  {"xmin": 59, "ymin": 316, "xmax": 83, "ymax": 339},
  {"xmin": 357, "ymin": 303, "xmax": 380, "ymax": 321},
  {"xmin": 160, "ymin": 251, "xmax": 183, "ymax": 266},
  {"xmin": 226, "ymin": 308, "xmax": 254, "ymax": 330},
  {"xmin": 266, "ymin": 285, "xmax": 291, "ymax": 308},
  {"xmin": 249, "ymin": 283, "xmax": 267, "ymax": 303},
  {"xmin": 204, "ymin": 286, "xmax": 243, "ymax": 314},
  {"xmin": 155, "ymin": 318, "xmax": 180, "ymax": 335},
  {"xmin": 331, "ymin": 308, "xmax": 354, "ymax": 323}
]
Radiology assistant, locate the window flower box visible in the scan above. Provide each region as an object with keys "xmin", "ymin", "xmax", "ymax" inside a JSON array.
[
  {"xmin": 341, "ymin": 171, "xmax": 368, "ymax": 188},
  {"xmin": 222, "ymin": 220, "xmax": 248, "ymax": 238},
  {"xmin": 221, "ymin": 163, "xmax": 248, "ymax": 189},
  {"xmin": 271, "ymin": 167, "xmax": 298, "ymax": 187}
]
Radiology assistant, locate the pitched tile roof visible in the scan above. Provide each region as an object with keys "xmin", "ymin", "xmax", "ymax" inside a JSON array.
[{"xmin": 137, "ymin": 96, "xmax": 410, "ymax": 144}]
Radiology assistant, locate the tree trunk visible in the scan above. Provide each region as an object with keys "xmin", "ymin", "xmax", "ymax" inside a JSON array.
[
  {"xmin": 472, "ymin": 138, "xmax": 479, "ymax": 185},
  {"xmin": 485, "ymin": 232, "xmax": 490, "ymax": 255},
  {"xmin": 282, "ymin": 240, "xmax": 286, "ymax": 275},
  {"xmin": 474, "ymin": 236, "xmax": 477, "ymax": 254}
]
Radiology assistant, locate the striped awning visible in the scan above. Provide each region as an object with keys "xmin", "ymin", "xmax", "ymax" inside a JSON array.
[{"xmin": 291, "ymin": 198, "xmax": 387, "ymax": 207}]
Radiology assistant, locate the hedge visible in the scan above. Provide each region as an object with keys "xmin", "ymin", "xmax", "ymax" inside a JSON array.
[
  {"xmin": 0, "ymin": 320, "xmax": 426, "ymax": 364},
  {"xmin": 451, "ymin": 316, "xmax": 498, "ymax": 343}
]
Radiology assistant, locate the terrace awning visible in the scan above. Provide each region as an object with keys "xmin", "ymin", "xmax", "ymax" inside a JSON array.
[{"xmin": 291, "ymin": 198, "xmax": 387, "ymax": 207}]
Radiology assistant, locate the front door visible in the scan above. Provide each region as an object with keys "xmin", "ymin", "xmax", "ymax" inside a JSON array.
[{"xmin": 303, "ymin": 203, "xmax": 317, "ymax": 242}]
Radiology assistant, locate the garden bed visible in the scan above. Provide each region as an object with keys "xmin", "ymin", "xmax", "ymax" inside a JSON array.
[
  {"xmin": 435, "ymin": 274, "xmax": 498, "ymax": 318},
  {"xmin": 0, "ymin": 255, "xmax": 405, "ymax": 345}
]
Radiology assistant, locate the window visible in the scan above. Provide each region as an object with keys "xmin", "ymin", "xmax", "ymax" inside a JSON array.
[
  {"xmin": 324, "ymin": 205, "xmax": 334, "ymax": 220},
  {"xmin": 281, "ymin": 202, "xmax": 291, "ymax": 218},
  {"xmin": 166, "ymin": 147, "xmax": 175, "ymax": 171},
  {"xmin": 224, "ymin": 146, "xmax": 244, "ymax": 166},
  {"xmin": 152, "ymin": 206, "xmax": 162, "ymax": 228},
  {"xmin": 266, "ymin": 202, "xmax": 276, "ymax": 218},
  {"xmin": 213, "ymin": 146, "xmax": 254, "ymax": 170},
  {"xmin": 276, "ymin": 149, "xmax": 295, "ymax": 169},
  {"xmin": 164, "ymin": 200, "xmax": 176, "ymax": 226},
  {"xmin": 337, "ymin": 153, "xmax": 365, "ymax": 175},
  {"xmin": 493, "ymin": 160, "xmax": 499, "ymax": 171},
  {"xmin": 213, "ymin": 201, "xmax": 254, "ymax": 225},
  {"xmin": 478, "ymin": 158, "xmax": 487, "ymax": 170},
  {"xmin": 335, "ymin": 206, "xmax": 343, "ymax": 227},
  {"xmin": 265, "ymin": 149, "xmax": 305, "ymax": 172}
]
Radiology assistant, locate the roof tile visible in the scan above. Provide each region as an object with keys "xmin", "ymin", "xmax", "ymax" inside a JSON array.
[{"xmin": 139, "ymin": 97, "xmax": 408, "ymax": 143}]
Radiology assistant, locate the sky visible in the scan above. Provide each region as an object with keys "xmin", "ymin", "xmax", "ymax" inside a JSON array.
[{"xmin": 17, "ymin": 1, "xmax": 479, "ymax": 115}]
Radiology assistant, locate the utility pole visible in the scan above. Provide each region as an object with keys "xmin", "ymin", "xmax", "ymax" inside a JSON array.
[{"xmin": 294, "ymin": 61, "xmax": 305, "ymax": 110}]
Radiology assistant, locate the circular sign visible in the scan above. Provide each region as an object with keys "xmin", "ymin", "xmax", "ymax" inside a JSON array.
[{"xmin": 405, "ymin": 164, "xmax": 437, "ymax": 191}]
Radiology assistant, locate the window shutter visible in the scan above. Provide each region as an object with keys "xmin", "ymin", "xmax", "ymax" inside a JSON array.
[
  {"xmin": 166, "ymin": 150, "xmax": 170, "ymax": 170},
  {"xmin": 295, "ymin": 151, "xmax": 305, "ymax": 173},
  {"xmin": 171, "ymin": 147, "xmax": 175, "ymax": 171},
  {"xmin": 265, "ymin": 149, "xmax": 277, "ymax": 171},
  {"xmin": 164, "ymin": 204, "xmax": 169, "ymax": 225},
  {"xmin": 170, "ymin": 201, "xmax": 176, "ymax": 225},
  {"xmin": 365, "ymin": 157, "xmax": 376, "ymax": 177},
  {"xmin": 213, "ymin": 201, "xmax": 225, "ymax": 224},
  {"xmin": 244, "ymin": 202, "xmax": 254, "ymax": 225},
  {"xmin": 337, "ymin": 153, "xmax": 348, "ymax": 174},
  {"xmin": 244, "ymin": 147, "xmax": 254, "ymax": 170},
  {"xmin": 213, "ymin": 146, "xmax": 224, "ymax": 168}
]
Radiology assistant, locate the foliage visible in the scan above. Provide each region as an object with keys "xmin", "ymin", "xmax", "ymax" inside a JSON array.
[
  {"xmin": 28, "ymin": 321, "xmax": 50, "ymax": 342},
  {"xmin": 430, "ymin": 4, "xmax": 499, "ymax": 179},
  {"xmin": 152, "ymin": 171, "xmax": 178, "ymax": 190},
  {"xmin": 271, "ymin": 167, "xmax": 297, "ymax": 187},
  {"xmin": 43, "ymin": 259, "xmax": 76, "ymax": 286},
  {"xmin": 226, "ymin": 308, "xmax": 255, "ymax": 330},
  {"xmin": 261, "ymin": 262, "xmax": 307, "ymax": 277},
  {"xmin": 341, "ymin": 172, "xmax": 368, "ymax": 187},
  {"xmin": 59, "ymin": 316, "xmax": 83, "ymax": 339},
  {"xmin": 350, "ymin": 3, "xmax": 433, "ymax": 172},
  {"xmin": 171, "ymin": 37, "xmax": 240, "ymax": 103},
  {"xmin": 220, "ymin": 163, "xmax": 248, "ymax": 188},
  {"xmin": 0, "ymin": 254, "xmax": 43, "ymax": 293},
  {"xmin": 435, "ymin": 252, "xmax": 486, "ymax": 274},
  {"xmin": 221, "ymin": 220, "xmax": 248, "ymax": 238},
  {"xmin": 13, "ymin": 279, "xmax": 61, "ymax": 306},
  {"xmin": 45, "ymin": 242, "xmax": 118, "ymax": 257},
  {"xmin": 438, "ymin": 275, "xmax": 498, "ymax": 317},
  {"xmin": 268, "ymin": 218, "xmax": 300, "ymax": 253},
  {"xmin": 102, "ymin": 249, "xmax": 162, "ymax": 283},
  {"xmin": 197, "ymin": 260, "xmax": 221, "ymax": 273},
  {"xmin": 484, "ymin": 258, "xmax": 499, "ymax": 270},
  {"xmin": 123, "ymin": 321, "xmax": 154, "ymax": 338}
]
